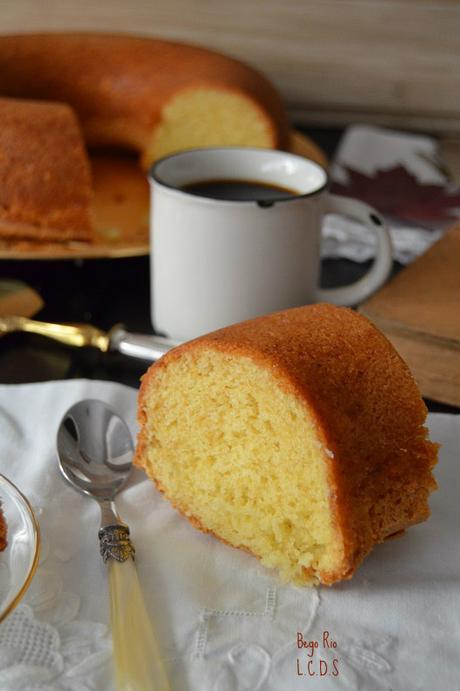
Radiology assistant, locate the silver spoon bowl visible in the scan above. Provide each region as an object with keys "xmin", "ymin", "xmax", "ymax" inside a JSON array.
[{"xmin": 58, "ymin": 399, "xmax": 133, "ymax": 530}]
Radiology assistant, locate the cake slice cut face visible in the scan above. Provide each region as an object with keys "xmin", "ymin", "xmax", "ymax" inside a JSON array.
[
  {"xmin": 139, "ymin": 349, "xmax": 343, "ymax": 584},
  {"xmin": 142, "ymin": 87, "xmax": 278, "ymax": 167},
  {"xmin": 135, "ymin": 305, "xmax": 438, "ymax": 585}
]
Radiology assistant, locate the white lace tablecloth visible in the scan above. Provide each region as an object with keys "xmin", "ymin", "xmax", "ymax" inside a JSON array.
[{"xmin": 0, "ymin": 380, "xmax": 458, "ymax": 691}]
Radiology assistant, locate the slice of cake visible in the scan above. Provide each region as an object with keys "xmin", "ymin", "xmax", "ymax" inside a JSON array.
[
  {"xmin": 134, "ymin": 304, "xmax": 438, "ymax": 585},
  {"xmin": 0, "ymin": 96, "xmax": 93, "ymax": 244}
]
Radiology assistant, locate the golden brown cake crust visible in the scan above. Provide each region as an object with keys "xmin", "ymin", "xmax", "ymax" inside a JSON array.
[
  {"xmin": 0, "ymin": 96, "xmax": 92, "ymax": 242},
  {"xmin": 135, "ymin": 304, "xmax": 438, "ymax": 585},
  {"xmin": 0, "ymin": 33, "xmax": 289, "ymax": 157}
]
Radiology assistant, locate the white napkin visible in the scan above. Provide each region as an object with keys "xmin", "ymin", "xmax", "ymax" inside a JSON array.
[
  {"xmin": 322, "ymin": 125, "xmax": 446, "ymax": 264},
  {"xmin": 0, "ymin": 379, "xmax": 458, "ymax": 691}
]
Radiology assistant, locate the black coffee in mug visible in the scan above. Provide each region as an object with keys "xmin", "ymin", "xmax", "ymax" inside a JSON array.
[{"xmin": 182, "ymin": 178, "xmax": 299, "ymax": 202}]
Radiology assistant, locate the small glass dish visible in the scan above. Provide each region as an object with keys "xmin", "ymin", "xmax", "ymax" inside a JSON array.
[{"xmin": 0, "ymin": 474, "xmax": 40, "ymax": 622}]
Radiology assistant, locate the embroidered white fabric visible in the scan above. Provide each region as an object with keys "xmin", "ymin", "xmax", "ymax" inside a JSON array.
[
  {"xmin": 0, "ymin": 380, "xmax": 458, "ymax": 691},
  {"xmin": 322, "ymin": 125, "xmax": 454, "ymax": 265}
]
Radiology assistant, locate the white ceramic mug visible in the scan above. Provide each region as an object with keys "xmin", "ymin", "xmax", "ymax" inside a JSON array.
[{"xmin": 149, "ymin": 148, "xmax": 392, "ymax": 341}]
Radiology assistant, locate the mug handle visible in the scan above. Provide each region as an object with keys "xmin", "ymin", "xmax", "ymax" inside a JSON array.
[{"xmin": 316, "ymin": 194, "xmax": 393, "ymax": 306}]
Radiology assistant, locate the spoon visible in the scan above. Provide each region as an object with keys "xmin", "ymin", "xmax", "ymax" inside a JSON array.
[{"xmin": 57, "ymin": 399, "xmax": 170, "ymax": 691}]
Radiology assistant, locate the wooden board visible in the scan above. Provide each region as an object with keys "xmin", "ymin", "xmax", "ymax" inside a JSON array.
[
  {"xmin": 360, "ymin": 225, "xmax": 460, "ymax": 407},
  {"xmin": 2, "ymin": 0, "xmax": 460, "ymax": 133},
  {"xmin": 375, "ymin": 332, "xmax": 460, "ymax": 408},
  {"xmin": 0, "ymin": 130, "xmax": 327, "ymax": 261}
]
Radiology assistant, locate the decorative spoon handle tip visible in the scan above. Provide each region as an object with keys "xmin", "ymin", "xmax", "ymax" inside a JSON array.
[{"xmin": 109, "ymin": 557, "xmax": 170, "ymax": 691}]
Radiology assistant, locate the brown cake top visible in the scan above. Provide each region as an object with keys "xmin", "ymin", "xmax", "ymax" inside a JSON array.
[{"xmin": 0, "ymin": 96, "xmax": 92, "ymax": 243}]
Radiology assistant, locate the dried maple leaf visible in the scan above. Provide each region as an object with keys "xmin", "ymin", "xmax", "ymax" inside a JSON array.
[{"xmin": 331, "ymin": 165, "xmax": 460, "ymax": 224}]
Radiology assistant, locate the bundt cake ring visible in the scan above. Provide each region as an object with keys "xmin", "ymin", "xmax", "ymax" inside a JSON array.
[{"xmin": 0, "ymin": 33, "xmax": 289, "ymax": 169}]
